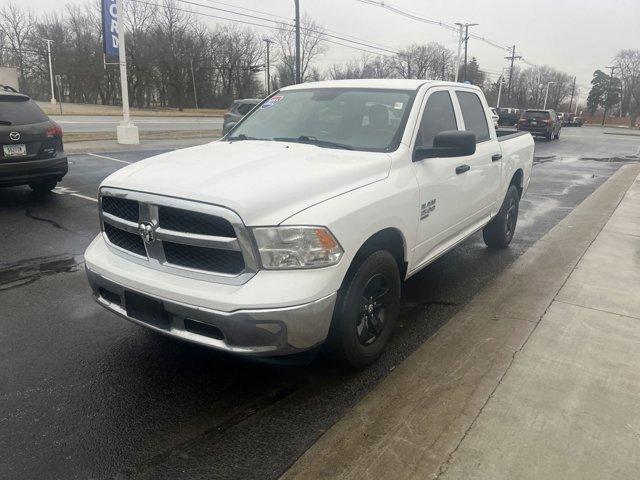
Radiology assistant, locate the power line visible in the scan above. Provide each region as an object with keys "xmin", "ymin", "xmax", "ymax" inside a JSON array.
[
  {"xmin": 173, "ymin": 0, "xmax": 401, "ymax": 55},
  {"xmin": 194, "ymin": 0, "xmax": 399, "ymax": 51}
]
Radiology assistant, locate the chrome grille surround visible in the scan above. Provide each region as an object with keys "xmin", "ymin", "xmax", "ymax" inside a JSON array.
[{"xmin": 99, "ymin": 187, "xmax": 259, "ymax": 285}]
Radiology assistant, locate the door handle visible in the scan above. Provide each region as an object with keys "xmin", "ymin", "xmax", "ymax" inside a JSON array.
[
  {"xmin": 492, "ymin": 153, "xmax": 503, "ymax": 162},
  {"xmin": 456, "ymin": 164, "xmax": 470, "ymax": 175}
]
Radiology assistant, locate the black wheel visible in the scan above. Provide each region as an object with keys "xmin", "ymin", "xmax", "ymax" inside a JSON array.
[
  {"xmin": 483, "ymin": 185, "xmax": 519, "ymax": 249},
  {"xmin": 545, "ymin": 130, "xmax": 553, "ymax": 141},
  {"xmin": 29, "ymin": 179, "xmax": 57, "ymax": 193},
  {"xmin": 554, "ymin": 128, "xmax": 560, "ymax": 140},
  {"xmin": 324, "ymin": 250, "xmax": 400, "ymax": 368}
]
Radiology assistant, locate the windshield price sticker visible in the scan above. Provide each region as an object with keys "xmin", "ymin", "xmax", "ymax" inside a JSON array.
[{"xmin": 261, "ymin": 95, "xmax": 284, "ymax": 109}]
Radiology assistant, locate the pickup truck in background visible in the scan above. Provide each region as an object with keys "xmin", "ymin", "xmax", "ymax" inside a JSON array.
[{"xmin": 84, "ymin": 79, "xmax": 534, "ymax": 368}]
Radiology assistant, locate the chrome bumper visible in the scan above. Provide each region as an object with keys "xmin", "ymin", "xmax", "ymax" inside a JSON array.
[{"xmin": 86, "ymin": 268, "xmax": 337, "ymax": 356}]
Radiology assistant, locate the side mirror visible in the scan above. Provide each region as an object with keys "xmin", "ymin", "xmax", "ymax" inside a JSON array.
[{"xmin": 413, "ymin": 130, "xmax": 477, "ymax": 161}]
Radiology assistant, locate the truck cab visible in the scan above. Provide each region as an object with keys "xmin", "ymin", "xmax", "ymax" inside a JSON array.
[{"xmin": 85, "ymin": 79, "xmax": 534, "ymax": 367}]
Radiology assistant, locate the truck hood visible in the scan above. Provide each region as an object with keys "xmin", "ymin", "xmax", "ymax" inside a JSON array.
[{"xmin": 101, "ymin": 140, "xmax": 392, "ymax": 225}]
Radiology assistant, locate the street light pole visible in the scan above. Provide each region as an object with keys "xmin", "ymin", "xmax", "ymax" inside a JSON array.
[
  {"xmin": 496, "ymin": 77, "xmax": 505, "ymax": 108},
  {"xmin": 189, "ymin": 59, "xmax": 198, "ymax": 109},
  {"xmin": 294, "ymin": 0, "xmax": 301, "ymax": 84},
  {"xmin": 602, "ymin": 65, "xmax": 616, "ymax": 126},
  {"xmin": 543, "ymin": 81, "xmax": 555, "ymax": 109},
  {"xmin": 43, "ymin": 39, "xmax": 56, "ymax": 105}
]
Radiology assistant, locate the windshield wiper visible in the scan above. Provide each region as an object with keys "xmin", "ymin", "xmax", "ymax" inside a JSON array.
[
  {"xmin": 273, "ymin": 135, "xmax": 354, "ymax": 150},
  {"xmin": 0, "ymin": 120, "xmax": 12, "ymax": 125},
  {"xmin": 226, "ymin": 133, "xmax": 269, "ymax": 142}
]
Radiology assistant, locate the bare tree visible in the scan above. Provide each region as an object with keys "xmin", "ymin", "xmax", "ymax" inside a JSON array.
[
  {"xmin": 0, "ymin": 2, "xmax": 35, "ymax": 90},
  {"xmin": 615, "ymin": 49, "xmax": 640, "ymax": 126},
  {"xmin": 274, "ymin": 14, "xmax": 326, "ymax": 86}
]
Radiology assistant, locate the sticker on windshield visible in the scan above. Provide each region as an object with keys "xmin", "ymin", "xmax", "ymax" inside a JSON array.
[
  {"xmin": 393, "ymin": 102, "xmax": 404, "ymax": 110},
  {"xmin": 261, "ymin": 95, "xmax": 284, "ymax": 109}
]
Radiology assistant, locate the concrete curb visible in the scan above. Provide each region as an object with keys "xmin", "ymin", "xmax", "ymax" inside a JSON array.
[{"xmin": 281, "ymin": 163, "xmax": 640, "ymax": 480}]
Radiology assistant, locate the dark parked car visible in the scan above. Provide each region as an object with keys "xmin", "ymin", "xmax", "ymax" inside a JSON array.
[
  {"xmin": 0, "ymin": 88, "xmax": 66, "ymax": 192},
  {"xmin": 498, "ymin": 107, "xmax": 521, "ymax": 126},
  {"xmin": 518, "ymin": 109, "xmax": 561, "ymax": 140},
  {"xmin": 222, "ymin": 98, "xmax": 261, "ymax": 135}
]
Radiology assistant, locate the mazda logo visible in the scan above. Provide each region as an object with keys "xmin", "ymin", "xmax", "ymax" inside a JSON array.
[
  {"xmin": 138, "ymin": 222, "xmax": 156, "ymax": 245},
  {"xmin": 9, "ymin": 131, "xmax": 20, "ymax": 141}
]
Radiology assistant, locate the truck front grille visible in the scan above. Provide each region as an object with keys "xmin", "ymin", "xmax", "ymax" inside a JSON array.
[
  {"xmin": 104, "ymin": 222, "xmax": 147, "ymax": 257},
  {"xmin": 99, "ymin": 190, "xmax": 257, "ymax": 284},
  {"xmin": 163, "ymin": 242, "xmax": 245, "ymax": 274},
  {"xmin": 102, "ymin": 196, "xmax": 139, "ymax": 222},
  {"xmin": 158, "ymin": 205, "xmax": 236, "ymax": 237}
]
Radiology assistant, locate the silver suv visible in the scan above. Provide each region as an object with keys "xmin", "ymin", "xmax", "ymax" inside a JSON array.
[{"xmin": 222, "ymin": 98, "xmax": 261, "ymax": 135}]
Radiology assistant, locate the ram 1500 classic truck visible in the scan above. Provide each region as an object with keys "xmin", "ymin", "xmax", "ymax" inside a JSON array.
[{"xmin": 85, "ymin": 79, "xmax": 534, "ymax": 367}]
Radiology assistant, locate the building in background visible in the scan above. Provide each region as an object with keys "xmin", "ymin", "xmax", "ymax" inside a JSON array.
[{"xmin": 0, "ymin": 66, "xmax": 19, "ymax": 91}]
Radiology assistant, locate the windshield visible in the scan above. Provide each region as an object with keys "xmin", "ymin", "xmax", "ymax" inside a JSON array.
[{"xmin": 227, "ymin": 88, "xmax": 416, "ymax": 152}]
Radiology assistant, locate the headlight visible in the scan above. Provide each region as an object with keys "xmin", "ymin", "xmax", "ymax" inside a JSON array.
[{"xmin": 252, "ymin": 226, "xmax": 343, "ymax": 269}]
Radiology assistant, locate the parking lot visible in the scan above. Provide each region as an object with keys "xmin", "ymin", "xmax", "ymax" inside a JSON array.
[{"xmin": 1, "ymin": 126, "xmax": 639, "ymax": 480}]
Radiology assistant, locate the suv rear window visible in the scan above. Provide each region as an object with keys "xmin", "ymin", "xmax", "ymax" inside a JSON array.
[
  {"xmin": 237, "ymin": 103, "xmax": 254, "ymax": 115},
  {"xmin": 0, "ymin": 97, "xmax": 48, "ymax": 125},
  {"xmin": 523, "ymin": 110, "xmax": 550, "ymax": 119}
]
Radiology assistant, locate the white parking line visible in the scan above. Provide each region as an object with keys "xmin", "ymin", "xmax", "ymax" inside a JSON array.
[
  {"xmin": 53, "ymin": 186, "xmax": 98, "ymax": 203},
  {"xmin": 86, "ymin": 152, "xmax": 132, "ymax": 164}
]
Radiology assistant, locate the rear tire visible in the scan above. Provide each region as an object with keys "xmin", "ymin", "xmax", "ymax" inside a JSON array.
[
  {"xmin": 554, "ymin": 129, "xmax": 560, "ymax": 140},
  {"xmin": 324, "ymin": 250, "xmax": 400, "ymax": 368},
  {"xmin": 483, "ymin": 185, "xmax": 520, "ymax": 249},
  {"xmin": 29, "ymin": 179, "xmax": 57, "ymax": 193}
]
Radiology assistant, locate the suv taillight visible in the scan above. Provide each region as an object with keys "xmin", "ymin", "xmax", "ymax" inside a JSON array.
[
  {"xmin": 543, "ymin": 119, "xmax": 552, "ymax": 125},
  {"xmin": 46, "ymin": 122, "xmax": 63, "ymax": 138},
  {"xmin": 223, "ymin": 113, "xmax": 231, "ymax": 119}
]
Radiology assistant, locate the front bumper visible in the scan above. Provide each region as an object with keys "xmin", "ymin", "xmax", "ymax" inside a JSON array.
[
  {"xmin": 0, "ymin": 154, "xmax": 68, "ymax": 187},
  {"xmin": 86, "ymin": 268, "xmax": 337, "ymax": 356}
]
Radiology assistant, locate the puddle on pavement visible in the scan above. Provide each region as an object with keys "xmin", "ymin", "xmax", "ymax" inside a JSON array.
[{"xmin": 0, "ymin": 254, "xmax": 83, "ymax": 291}]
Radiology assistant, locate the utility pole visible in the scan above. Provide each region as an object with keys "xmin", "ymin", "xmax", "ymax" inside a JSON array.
[
  {"xmin": 568, "ymin": 76, "xmax": 576, "ymax": 112},
  {"xmin": 43, "ymin": 39, "xmax": 56, "ymax": 105},
  {"xmin": 116, "ymin": 0, "xmax": 139, "ymax": 144},
  {"xmin": 189, "ymin": 59, "xmax": 198, "ymax": 110},
  {"xmin": 504, "ymin": 45, "xmax": 522, "ymax": 105},
  {"xmin": 263, "ymin": 38, "xmax": 273, "ymax": 94},
  {"xmin": 454, "ymin": 24, "xmax": 463, "ymax": 82},
  {"xmin": 454, "ymin": 22, "xmax": 477, "ymax": 83},
  {"xmin": 294, "ymin": 0, "xmax": 301, "ymax": 84},
  {"xmin": 543, "ymin": 81, "xmax": 555, "ymax": 109},
  {"xmin": 602, "ymin": 65, "xmax": 616, "ymax": 126},
  {"xmin": 441, "ymin": 51, "xmax": 446, "ymax": 81}
]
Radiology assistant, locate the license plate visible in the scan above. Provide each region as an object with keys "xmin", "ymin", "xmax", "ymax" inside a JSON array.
[{"xmin": 3, "ymin": 144, "xmax": 26, "ymax": 157}]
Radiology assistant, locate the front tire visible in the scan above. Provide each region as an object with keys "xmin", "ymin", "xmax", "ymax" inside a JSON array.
[
  {"xmin": 483, "ymin": 185, "xmax": 520, "ymax": 249},
  {"xmin": 324, "ymin": 250, "xmax": 400, "ymax": 368},
  {"xmin": 29, "ymin": 179, "xmax": 58, "ymax": 193}
]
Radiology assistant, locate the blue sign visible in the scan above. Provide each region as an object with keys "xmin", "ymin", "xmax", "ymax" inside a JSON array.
[{"xmin": 102, "ymin": 0, "xmax": 118, "ymax": 57}]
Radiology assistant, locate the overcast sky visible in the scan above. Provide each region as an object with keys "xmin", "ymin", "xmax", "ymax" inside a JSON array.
[{"xmin": 22, "ymin": 0, "xmax": 640, "ymax": 100}]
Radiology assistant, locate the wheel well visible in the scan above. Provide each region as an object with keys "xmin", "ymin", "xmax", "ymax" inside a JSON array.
[
  {"xmin": 351, "ymin": 228, "xmax": 407, "ymax": 280},
  {"xmin": 510, "ymin": 169, "xmax": 524, "ymax": 198}
]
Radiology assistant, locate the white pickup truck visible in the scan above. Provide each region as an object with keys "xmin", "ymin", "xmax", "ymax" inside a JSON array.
[{"xmin": 85, "ymin": 79, "xmax": 534, "ymax": 367}]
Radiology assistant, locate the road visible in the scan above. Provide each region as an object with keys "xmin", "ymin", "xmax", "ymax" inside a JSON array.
[
  {"xmin": 1, "ymin": 126, "xmax": 639, "ymax": 480},
  {"xmin": 51, "ymin": 115, "xmax": 223, "ymax": 133}
]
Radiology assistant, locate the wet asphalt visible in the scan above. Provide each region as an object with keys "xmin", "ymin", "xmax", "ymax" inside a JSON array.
[{"xmin": 1, "ymin": 127, "xmax": 639, "ymax": 480}]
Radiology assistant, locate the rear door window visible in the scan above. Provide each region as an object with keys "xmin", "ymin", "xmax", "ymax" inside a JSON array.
[
  {"xmin": 0, "ymin": 98, "xmax": 48, "ymax": 125},
  {"xmin": 416, "ymin": 90, "xmax": 458, "ymax": 148},
  {"xmin": 455, "ymin": 91, "xmax": 490, "ymax": 142},
  {"xmin": 237, "ymin": 103, "xmax": 254, "ymax": 115}
]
